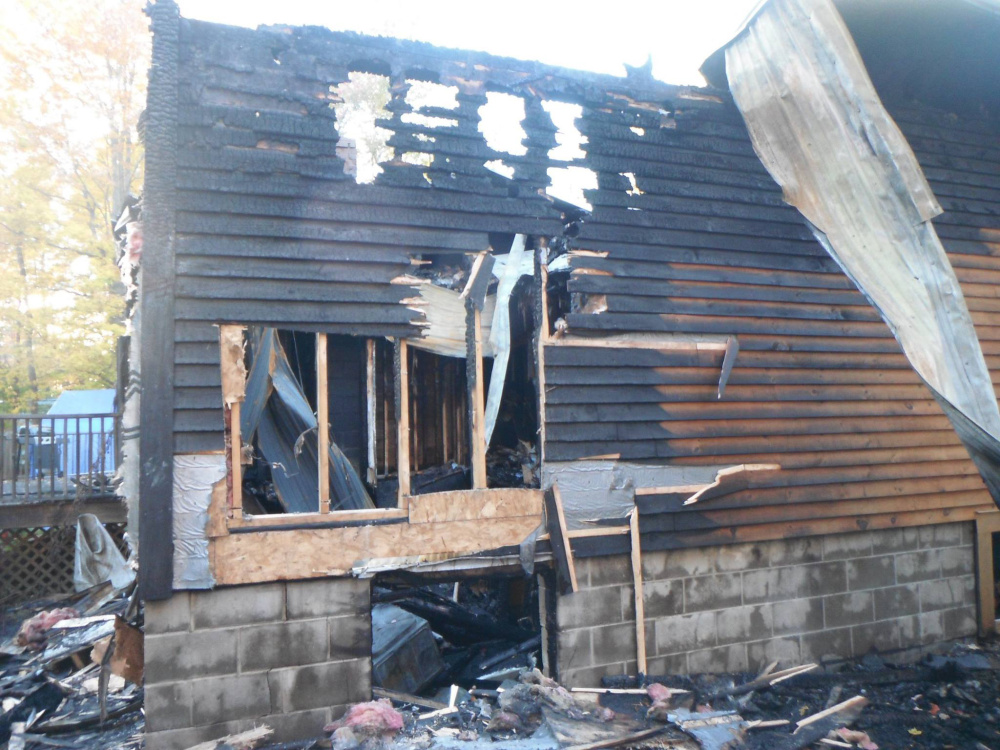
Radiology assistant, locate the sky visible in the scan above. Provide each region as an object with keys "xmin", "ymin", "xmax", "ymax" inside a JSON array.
[{"xmin": 175, "ymin": 0, "xmax": 760, "ymax": 86}]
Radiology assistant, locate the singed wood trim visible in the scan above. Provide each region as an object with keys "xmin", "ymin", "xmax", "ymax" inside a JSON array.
[
  {"xmin": 229, "ymin": 507, "xmax": 409, "ymax": 528},
  {"xmin": 471, "ymin": 306, "xmax": 487, "ymax": 488},
  {"xmin": 317, "ymin": 333, "xmax": 330, "ymax": 514},
  {"xmin": 546, "ymin": 336, "xmax": 728, "ymax": 351},
  {"xmin": 629, "ymin": 509, "xmax": 647, "ymax": 676},
  {"xmin": 976, "ymin": 510, "xmax": 1000, "ymax": 637},
  {"xmin": 229, "ymin": 401, "xmax": 242, "ymax": 514},
  {"xmin": 219, "ymin": 324, "xmax": 246, "ymax": 516},
  {"xmin": 397, "ymin": 339, "xmax": 411, "ymax": 506},
  {"xmin": 366, "ymin": 338, "xmax": 377, "ymax": 486}
]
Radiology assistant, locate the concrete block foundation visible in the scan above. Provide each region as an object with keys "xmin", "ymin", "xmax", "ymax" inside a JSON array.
[
  {"xmin": 144, "ymin": 577, "xmax": 371, "ymax": 750},
  {"xmin": 555, "ymin": 522, "xmax": 977, "ymax": 686}
]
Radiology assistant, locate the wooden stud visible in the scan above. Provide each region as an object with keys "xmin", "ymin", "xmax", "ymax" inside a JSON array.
[
  {"xmin": 537, "ymin": 256, "xmax": 549, "ymax": 465},
  {"xmin": 366, "ymin": 339, "xmax": 377, "ymax": 486},
  {"xmin": 397, "ymin": 339, "xmax": 411, "ymax": 506},
  {"xmin": 316, "ymin": 333, "xmax": 330, "ymax": 514},
  {"xmin": 229, "ymin": 401, "xmax": 242, "ymax": 514},
  {"xmin": 544, "ymin": 484, "xmax": 578, "ymax": 593},
  {"xmin": 471, "ymin": 306, "xmax": 487, "ymax": 489},
  {"xmin": 976, "ymin": 510, "xmax": 1000, "ymax": 636},
  {"xmin": 219, "ymin": 325, "xmax": 247, "ymax": 516},
  {"xmin": 229, "ymin": 507, "xmax": 408, "ymax": 529},
  {"xmin": 629, "ymin": 508, "xmax": 647, "ymax": 676},
  {"xmin": 794, "ymin": 696, "xmax": 868, "ymax": 732}
]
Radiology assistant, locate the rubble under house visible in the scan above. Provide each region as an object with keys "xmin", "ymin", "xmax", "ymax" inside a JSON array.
[{"xmin": 132, "ymin": 0, "xmax": 1000, "ymax": 747}]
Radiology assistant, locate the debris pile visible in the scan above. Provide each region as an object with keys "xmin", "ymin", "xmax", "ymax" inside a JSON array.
[{"xmin": 0, "ymin": 582, "xmax": 143, "ymax": 750}]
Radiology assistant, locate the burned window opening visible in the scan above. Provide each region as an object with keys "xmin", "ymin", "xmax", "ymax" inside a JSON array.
[
  {"xmin": 483, "ymin": 286, "xmax": 539, "ymax": 489},
  {"xmin": 545, "ymin": 258, "xmax": 572, "ymax": 339},
  {"xmin": 622, "ymin": 171, "xmax": 644, "ymax": 196},
  {"xmin": 234, "ymin": 327, "xmax": 382, "ymax": 515},
  {"xmin": 409, "ymin": 244, "xmax": 540, "ymax": 490},
  {"xmin": 401, "ymin": 151, "xmax": 433, "ymax": 166},
  {"xmin": 541, "ymin": 100, "xmax": 587, "ymax": 162},
  {"xmin": 331, "ymin": 72, "xmax": 394, "ymax": 183},
  {"xmin": 405, "ymin": 79, "xmax": 460, "ymax": 110},
  {"xmin": 371, "ymin": 573, "xmax": 542, "ymax": 698},
  {"xmin": 546, "ymin": 165, "xmax": 598, "ymax": 212},
  {"xmin": 408, "ymin": 346, "xmax": 470, "ymax": 495},
  {"xmin": 401, "ymin": 80, "xmax": 460, "ymax": 130},
  {"xmin": 479, "ymin": 91, "xmax": 528, "ymax": 157},
  {"xmin": 484, "ymin": 159, "xmax": 515, "ymax": 180}
]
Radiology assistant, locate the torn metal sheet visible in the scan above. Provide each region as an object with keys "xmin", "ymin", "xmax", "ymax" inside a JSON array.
[
  {"xmin": 172, "ymin": 453, "xmax": 226, "ymax": 589},
  {"xmin": 485, "ymin": 234, "xmax": 529, "ymax": 445},
  {"xmin": 242, "ymin": 328, "xmax": 374, "ymax": 512},
  {"xmin": 724, "ymin": 0, "xmax": 1000, "ymax": 505}
]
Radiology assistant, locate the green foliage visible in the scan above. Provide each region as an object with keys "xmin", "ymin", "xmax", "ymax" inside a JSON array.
[{"xmin": 0, "ymin": 0, "xmax": 149, "ymax": 413}]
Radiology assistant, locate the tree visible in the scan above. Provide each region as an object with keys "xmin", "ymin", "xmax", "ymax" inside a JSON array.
[{"xmin": 0, "ymin": 0, "xmax": 149, "ymax": 413}]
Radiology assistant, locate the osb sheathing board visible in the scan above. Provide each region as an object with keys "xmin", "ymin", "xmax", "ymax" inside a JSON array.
[{"xmin": 209, "ymin": 489, "xmax": 543, "ymax": 585}]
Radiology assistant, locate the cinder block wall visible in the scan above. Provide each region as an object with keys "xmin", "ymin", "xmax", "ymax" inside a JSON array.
[
  {"xmin": 556, "ymin": 522, "xmax": 976, "ymax": 685},
  {"xmin": 144, "ymin": 578, "xmax": 371, "ymax": 750}
]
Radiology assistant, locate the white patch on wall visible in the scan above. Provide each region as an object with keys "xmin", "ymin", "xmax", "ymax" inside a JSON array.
[
  {"xmin": 172, "ymin": 453, "xmax": 227, "ymax": 589},
  {"xmin": 543, "ymin": 460, "xmax": 727, "ymax": 528}
]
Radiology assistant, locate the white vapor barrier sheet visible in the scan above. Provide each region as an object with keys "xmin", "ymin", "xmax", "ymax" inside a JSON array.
[
  {"xmin": 172, "ymin": 453, "xmax": 226, "ymax": 589},
  {"xmin": 724, "ymin": 0, "xmax": 1000, "ymax": 504}
]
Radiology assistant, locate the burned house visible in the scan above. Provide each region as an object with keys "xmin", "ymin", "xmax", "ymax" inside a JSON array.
[{"xmin": 132, "ymin": 0, "xmax": 1000, "ymax": 746}]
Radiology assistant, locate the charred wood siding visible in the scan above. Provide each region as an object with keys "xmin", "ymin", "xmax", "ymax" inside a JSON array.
[
  {"xmin": 164, "ymin": 13, "xmax": 998, "ymax": 548},
  {"xmin": 170, "ymin": 19, "xmax": 597, "ymax": 451},
  {"xmin": 553, "ymin": 98, "xmax": 999, "ymax": 548}
]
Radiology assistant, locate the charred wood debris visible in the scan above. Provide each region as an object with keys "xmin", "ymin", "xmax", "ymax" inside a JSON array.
[
  {"xmin": 9, "ymin": 578, "xmax": 1000, "ymax": 749},
  {"xmin": 1, "ymin": 581, "xmax": 143, "ymax": 750}
]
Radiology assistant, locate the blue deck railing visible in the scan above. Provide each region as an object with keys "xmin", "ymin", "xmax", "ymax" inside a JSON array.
[{"xmin": 0, "ymin": 412, "xmax": 121, "ymax": 501}]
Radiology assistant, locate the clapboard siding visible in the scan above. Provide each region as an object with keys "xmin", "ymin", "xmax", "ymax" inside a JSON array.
[
  {"xmin": 550, "ymin": 97, "xmax": 999, "ymax": 544},
  {"xmin": 168, "ymin": 18, "xmax": 999, "ymax": 543}
]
